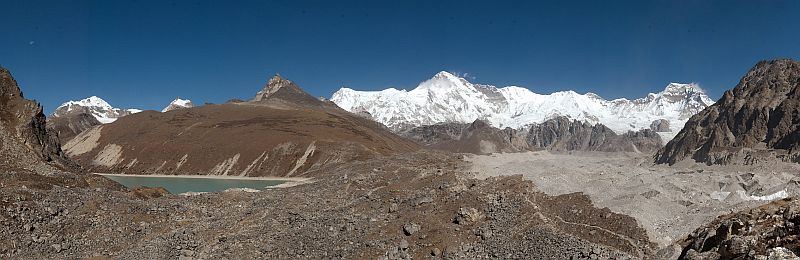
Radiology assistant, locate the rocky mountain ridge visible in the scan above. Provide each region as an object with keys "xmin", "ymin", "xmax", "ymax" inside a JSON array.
[
  {"xmin": 655, "ymin": 59, "xmax": 800, "ymax": 165},
  {"xmin": 402, "ymin": 116, "xmax": 662, "ymax": 154},
  {"xmin": 331, "ymin": 71, "xmax": 714, "ymax": 141}
]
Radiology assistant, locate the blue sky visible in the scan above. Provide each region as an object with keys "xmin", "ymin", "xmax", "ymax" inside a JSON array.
[{"xmin": 1, "ymin": 0, "xmax": 799, "ymax": 113}]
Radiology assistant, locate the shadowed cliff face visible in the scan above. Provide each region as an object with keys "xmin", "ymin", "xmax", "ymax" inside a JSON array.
[
  {"xmin": 655, "ymin": 59, "xmax": 800, "ymax": 165},
  {"xmin": 0, "ymin": 66, "xmax": 78, "ymax": 171}
]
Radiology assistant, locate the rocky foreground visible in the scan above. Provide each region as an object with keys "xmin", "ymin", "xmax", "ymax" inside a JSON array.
[
  {"xmin": 678, "ymin": 197, "xmax": 800, "ymax": 259},
  {"xmin": 1, "ymin": 151, "xmax": 655, "ymax": 259}
]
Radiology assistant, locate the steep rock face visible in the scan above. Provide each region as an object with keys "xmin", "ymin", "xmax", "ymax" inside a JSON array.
[
  {"xmin": 331, "ymin": 71, "xmax": 713, "ymax": 141},
  {"xmin": 526, "ymin": 117, "xmax": 662, "ymax": 153},
  {"xmin": 655, "ymin": 59, "xmax": 800, "ymax": 165},
  {"xmin": 0, "ymin": 66, "xmax": 77, "ymax": 171},
  {"xmin": 64, "ymin": 74, "xmax": 419, "ymax": 177},
  {"xmin": 402, "ymin": 116, "xmax": 662, "ymax": 154},
  {"xmin": 46, "ymin": 112, "xmax": 101, "ymax": 144}
]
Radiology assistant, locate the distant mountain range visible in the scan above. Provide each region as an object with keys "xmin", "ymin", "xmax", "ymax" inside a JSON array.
[
  {"xmin": 331, "ymin": 71, "xmax": 714, "ymax": 141},
  {"xmin": 61, "ymin": 75, "xmax": 418, "ymax": 177},
  {"xmin": 50, "ymin": 71, "xmax": 714, "ymax": 144}
]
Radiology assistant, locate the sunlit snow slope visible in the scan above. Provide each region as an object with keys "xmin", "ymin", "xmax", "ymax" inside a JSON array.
[
  {"xmin": 331, "ymin": 71, "xmax": 714, "ymax": 141},
  {"xmin": 51, "ymin": 96, "xmax": 141, "ymax": 124}
]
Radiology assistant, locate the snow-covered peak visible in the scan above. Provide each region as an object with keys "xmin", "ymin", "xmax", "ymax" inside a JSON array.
[
  {"xmin": 330, "ymin": 72, "xmax": 716, "ymax": 141},
  {"xmin": 663, "ymin": 82, "xmax": 703, "ymax": 94},
  {"xmin": 61, "ymin": 96, "xmax": 113, "ymax": 111},
  {"xmin": 52, "ymin": 96, "xmax": 141, "ymax": 124},
  {"xmin": 161, "ymin": 98, "xmax": 194, "ymax": 112},
  {"xmin": 432, "ymin": 71, "xmax": 458, "ymax": 80},
  {"xmin": 412, "ymin": 71, "xmax": 472, "ymax": 93}
]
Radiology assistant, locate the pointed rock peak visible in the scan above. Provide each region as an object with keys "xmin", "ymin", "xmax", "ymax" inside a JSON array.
[
  {"xmin": 252, "ymin": 73, "xmax": 323, "ymax": 107},
  {"xmin": 469, "ymin": 119, "xmax": 491, "ymax": 129},
  {"xmin": 253, "ymin": 73, "xmax": 308, "ymax": 102},
  {"xmin": 0, "ymin": 65, "xmax": 24, "ymax": 100},
  {"xmin": 268, "ymin": 73, "xmax": 285, "ymax": 85}
]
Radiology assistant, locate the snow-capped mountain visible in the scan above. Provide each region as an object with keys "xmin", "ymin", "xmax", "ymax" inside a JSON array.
[
  {"xmin": 51, "ymin": 96, "xmax": 142, "ymax": 124},
  {"xmin": 330, "ymin": 71, "xmax": 715, "ymax": 141},
  {"xmin": 161, "ymin": 98, "xmax": 194, "ymax": 112}
]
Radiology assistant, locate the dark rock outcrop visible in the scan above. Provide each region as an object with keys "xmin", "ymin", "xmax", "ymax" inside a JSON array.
[
  {"xmin": 46, "ymin": 112, "xmax": 101, "ymax": 144},
  {"xmin": 401, "ymin": 119, "xmax": 526, "ymax": 154},
  {"xmin": 677, "ymin": 197, "xmax": 800, "ymax": 259},
  {"xmin": 351, "ymin": 105, "xmax": 374, "ymax": 120},
  {"xmin": 402, "ymin": 116, "xmax": 663, "ymax": 154},
  {"xmin": 650, "ymin": 119, "xmax": 671, "ymax": 132},
  {"xmin": 526, "ymin": 117, "xmax": 662, "ymax": 153},
  {"xmin": 655, "ymin": 59, "xmax": 800, "ymax": 165},
  {"xmin": 0, "ymin": 66, "xmax": 77, "ymax": 171}
]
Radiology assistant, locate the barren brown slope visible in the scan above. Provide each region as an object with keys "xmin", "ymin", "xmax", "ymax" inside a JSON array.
[{"xmin": 63, "ymin": 76, "xmax": 419, "ymax": 177}]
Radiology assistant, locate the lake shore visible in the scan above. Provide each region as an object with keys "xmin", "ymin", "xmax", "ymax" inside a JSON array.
[{"xmin": 93, "ymin": 173, "xmax": 311, "ymax": 182}]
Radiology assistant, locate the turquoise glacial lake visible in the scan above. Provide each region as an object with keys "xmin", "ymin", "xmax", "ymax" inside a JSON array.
[{"xmin": 100, "ymin": 175, "xmax": 288, "ymax": 194}]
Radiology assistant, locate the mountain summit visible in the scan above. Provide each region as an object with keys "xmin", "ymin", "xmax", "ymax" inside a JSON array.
[
  {"xmin": 331, "ymin": 72, "xmax": 714, "ymax": 141},
  {"xmin": 252, "ymin": 74, "xmax": 321, "ymax": 105},
  {"xmin": 51, "ymin": 96, "xmax": 141, "ymax": 124}
]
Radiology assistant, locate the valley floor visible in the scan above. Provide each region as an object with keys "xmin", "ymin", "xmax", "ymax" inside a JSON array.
[
  {"xmin": 0, "ymin": 151, "xmax": 655, "ymax": 259},
  {"xmin": 6, "ymin": 149, "xmax": 799, "ymax": 259},
  {"xmin": 467, "ymin": 151, "xmax": 800, "ymax": 255}
]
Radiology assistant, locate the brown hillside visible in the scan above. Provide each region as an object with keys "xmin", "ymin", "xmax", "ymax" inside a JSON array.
[{"xmin": 63, "ymin": 75, "xmax": 419, "ymax": 177}]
